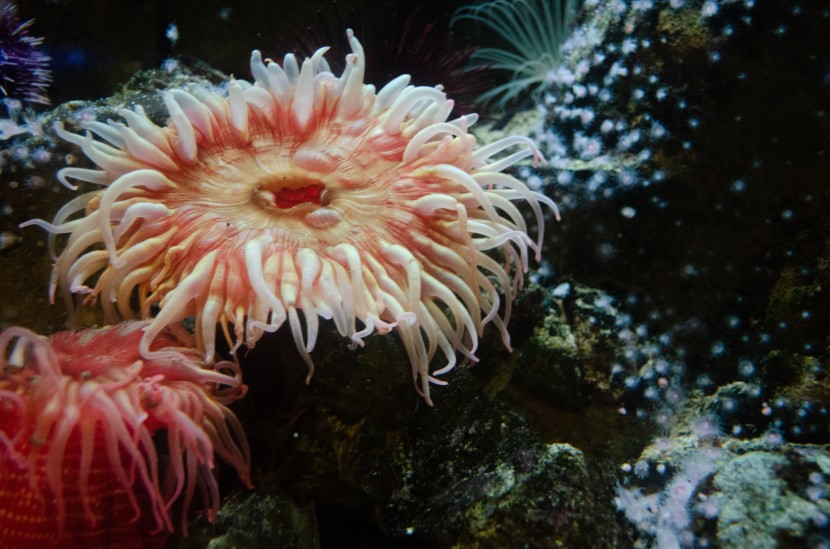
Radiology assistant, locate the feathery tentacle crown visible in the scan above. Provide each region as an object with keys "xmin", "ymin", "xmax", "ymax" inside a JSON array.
[{"xmin": 25, "ymin": 29, "xmax": 558, "ymax": 404}]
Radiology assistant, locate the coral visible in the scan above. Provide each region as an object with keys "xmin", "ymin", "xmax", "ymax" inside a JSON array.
[{"xmin": 618, "ymin": 437, "xmax": 830, "ymax": 549}]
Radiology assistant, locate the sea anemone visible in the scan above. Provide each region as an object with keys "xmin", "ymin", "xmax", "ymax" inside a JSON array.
[
  {"xmin": 0, "ymin": 0, "xmax": 51, "ymax": 105},
  {"xmin": 0, "ymin": 322, "xmax": 251, "ymax": 546},
  {"xmin": 451, "ymin": 0, "xmax": 581, "ymax": 108},
  {"xmin": 24, "ymin": 30, "xmax": 558, "ymax": 405}
]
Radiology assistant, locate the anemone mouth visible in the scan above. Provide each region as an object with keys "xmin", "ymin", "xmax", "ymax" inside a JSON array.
[{"xmin": 252, "ymin": 175, "xmax": 327, "ymax": 213}]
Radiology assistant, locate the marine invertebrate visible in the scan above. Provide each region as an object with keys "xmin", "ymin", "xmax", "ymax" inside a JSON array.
[
  {"xmin": 0, "ymin": 0, "xmax": 51, "ymax": 105},
  {"xmin": 0, "ymin": 322, "xmax": 251, "ymax": 546},
  {"xmin": 451, "ymin": 0, "xmax": 581, "ymax": 108},
  {"xmin": 25, "ymin": 30, "xmax": 557, "ymax": 404}
]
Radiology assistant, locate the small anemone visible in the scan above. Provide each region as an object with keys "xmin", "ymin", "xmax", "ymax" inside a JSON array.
[{"xmin": 451, "ymin": 0, "xmax": 582, "ymax": 109}]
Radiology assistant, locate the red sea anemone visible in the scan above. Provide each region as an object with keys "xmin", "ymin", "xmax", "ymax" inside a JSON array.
[
  {"xmin": 25, "ymin": 30, "xmax": 558, "ymax": 404},
  {"xmin": 0, "ymin": 322, "xmax": 251, "ymax": 547}
]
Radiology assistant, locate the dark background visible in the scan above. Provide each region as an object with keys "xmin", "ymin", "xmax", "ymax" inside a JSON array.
[{"xmin": 18, "ymin": 0, "xmax": 481, "ymax": 105}]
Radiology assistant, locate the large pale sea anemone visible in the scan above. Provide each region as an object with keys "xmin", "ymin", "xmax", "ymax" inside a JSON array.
[
  {"xmin": 25, "ymin": 30, "xmax": 558, "ymax": 404},
  {"xmin": 0, "ymin": 322, "xmax": 251, "ymax": 545}
]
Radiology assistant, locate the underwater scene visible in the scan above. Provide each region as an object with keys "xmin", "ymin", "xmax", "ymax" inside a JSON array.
[{"xmin": 1, "ymin": 0, "xmax": 829, "ymax": 547}]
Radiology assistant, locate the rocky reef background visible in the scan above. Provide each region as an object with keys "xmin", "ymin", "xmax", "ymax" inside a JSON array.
[{"xmin": 2, "ymin": 0, "xmax": 830, "ymax": 547}]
